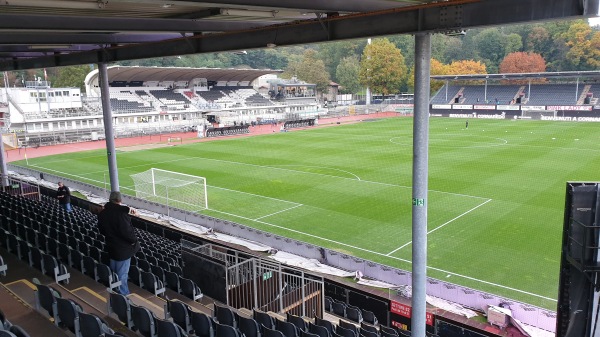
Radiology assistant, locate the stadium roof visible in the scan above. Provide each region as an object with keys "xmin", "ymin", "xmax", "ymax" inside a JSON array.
[
  {"xmin": 87, "ymin": 66, "xmax": 282, "ymax": 84},
  {"xmin": 0, "ymin": 0, "xmax": 597, "ymax": 71},
  {"xmin": 431, "ymin": 71, "xmax": 600, "ymax": 81}
]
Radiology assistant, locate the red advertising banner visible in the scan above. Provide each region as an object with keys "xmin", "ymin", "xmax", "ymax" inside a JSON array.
[{"xmin": 390, "ymin": 300, "xmax": 434, "ymax": 326}]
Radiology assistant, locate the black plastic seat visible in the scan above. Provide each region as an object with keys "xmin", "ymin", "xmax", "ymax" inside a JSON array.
[
  {"xmin": 214, "ymin": 302, "xmax": 236, "ymax": 327},
  {"xmin": 314, "ymin": 318, "xmax": 335, "ymax": 336},
  {"xmin": 41, "ymin": 253, "xmax": 70, "ymax": 284},
  {"xmin": 0, "ymin": 331, "xmax": 17, "ymax": 337},
  {"xmin": 8, "ymin": 325, "xmax": 30, "ymax": 337},
  {"xmin": 361, "ymin": 310, "xmax": 378, "ymax": 326},
  {"xmin": 137, "ymin": 259, "xmax": 151, "ymax": 272},
  {"xmin": 131, "ymin": 304, "xmax": 157, "ymax": 337},
  {"xmin": 75, "ymin": 312, "xmax": 114, "ymax": 337},
  {"xmin": 29, "ymin": 247, "xmax": 44, "ymax": 271},
  {"xmin": 180, "ymin": 277, "xmax": 202, "ymax": 301},
  {"xmin": 286, "ymin": 313, "xmax": 307, "ymax": 333},
  {"xmin": 238, "ymin": 315, "xmax": 261, "ymax": 337},
  {"xmin": 33, "ymin": 281, "xmax": 61, "ymax": 319},
  {"xmin": 308, "ymin": 323, "xmax": 330, "ymax": 337},
  {"xmin": 156, "ymin": 317, "xmax": 186, "ymax": 337},
  {"xmin": 379, "ymin": 326, "xmax": 398, "ymax": 337},
  {"xmin": 216, "ymin": 323, "xmax": 241, "ymax": 337},
  {"xmin": 97, "ymin": 262, "xmax": 121, "ymax": 291},
  {"xmin": 359, "ymin": 329, "xmax": 378, "ymax": 337},
  {"xmin": 331, "ymin": 301, "xmax": 346, "ymax": 318},
  {"xmin": 359, "ymin": 323, "xmax": 377, "ymax": 335},
  {"xmin": 190, "ymin": 311, "xmax": 214, "ymax": 337},
  {"xmin": 338, "ymin": 321, "xmax": 358, "ymax": 336},
  {"xmin": 82, "ymin": 255, "xmax": 97, "ymax": 279},
  {"xmin": 263, "ymin": 325, "xmax": 285, "ymax": 337},
  {"xmin": 57, "ymin": 242, "xmax": 71, "ymax": 267},
  {"xmin": 108, "ymin": 291, "xmax": 134, "ymax": 329},
  {"xmin": 56, "ymin": 297, "xmax": 83, "ymax": 333},
  {"xmin": 253, "ymin": 310, "xmax": 275, "ymax": 330},
  {"xmin": 346, "ymin": 306, "xmax": 363, "ymax": 323},
  {"xmin": 336, "ymin": 326, "xmax": 357, "ymax": 337},
  {"xmin": 166, "ymin": 299, "xmax": 192, "ymax": 334},
  {"xmin": 129, "ymin": 265, "xmax": 143, "ymax": 286},
  {"xmin": 276, "ymin": 319, "xmax": 298, "ymax": 337},
  {"xmin": 301, "ymin": 331, "xmax": 320, "ymax": 337},
  {"xmin": 164, "ymin": 270, "xmax": 181, "ymax": 293},
  {"xmin": 141, "ymin": 271, "xmax": 166, "ymax": 296}
]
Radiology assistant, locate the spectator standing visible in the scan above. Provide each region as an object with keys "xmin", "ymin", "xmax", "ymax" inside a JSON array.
[
  {"xmin": 56, "ymin": 182, "xmax": 72, "ymax": 213},
  {"xmin": 98, "ymin": 191, "xmax": 139, "ymax": 295}
]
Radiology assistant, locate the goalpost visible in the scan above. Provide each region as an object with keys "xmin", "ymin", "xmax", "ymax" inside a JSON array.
[{"xmin": 130, "ymin": 168, "xmax": 208, "ymax": 213}]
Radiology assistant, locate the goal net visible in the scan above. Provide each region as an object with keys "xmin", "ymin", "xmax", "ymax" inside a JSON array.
[{"xmin": 130, "ymin": 168, "xmax": 208, "ymax": 212}]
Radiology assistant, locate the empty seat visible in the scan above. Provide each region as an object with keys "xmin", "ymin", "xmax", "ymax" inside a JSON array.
[
  {"xmin": 180, "ymin": 277, "xmax": 202, "ymax": 301},
  {"xmin": 156, "ymin": 317, "xmax": 186, "ymax": 337},
  {"xmin": 82, "ymin": 255, "xmax": 97, "ymax": 279},
  {"xmin": 75, "ymin": 312, "xmax": 114, "ymax": 337},
  {"xmin": 129, "ymin": 265, "xmax": 143, "ymax": 287},
  {"xmin": 301, "ymin": 331, "xmax": 320, "ymax": 337},
  {"xmin": 263, "ymin": 325, "xmax": 285, "ymax": 337},
  {"xmin": 131, "ymin": 304, "xmax": 157, "ymax": 337},
  {"xmin": 336, "ymin": 326, "xmax": 356, "ymax": 337},
  {"xmin": 214, "ymin": 302, "xmax": 236, "ymax": 327},
  {"xmin": 108, "ymin": 291, "xmax": 134, "ymax": 329},
  {"xmin": 238, "ymin": 315, "xmax": 261, "ymax": 337},
  {"xmin": 346, "ymin": 306, "xmax": 362, "ymax": 323},
  {"xmin": 308, "ymin": 323, "xmax": 330, "ymax": 337},
  {"xmin": 338, "ymin": 321, "xmax": 358, "ymax": 336},
  {"xmin": 331, "ymin": 302, "xmax": 346, "ymax": 318},
  {"xmin": 0, "ymin": 331, "xmax": 17, "ymax": 337},
  {"xmin": 164, "ymin": 270, "xmax": 181, "ymax": 293},
  {"xmin": 254, "ymin": 310, "xmax": 275, "ymax": 330},
  {"xmin": 361, "ymin": 310, "xmax": 378, "ymax": 326},
  {"xmin": 166, "ymin": 299, "xmax": 192, "ymax": 334},
  {"xmin": 96, "ymin": 262, "xmax": 121, "ymax": 291},
  {"xmin": 8, "ymin": 325, "xmax": 30, "ymax": 337},
  {"xmin": 216, "ymin": 322, "xmax": 241, "ymax": 337},
  {"xmin": 33, "ymin": 281, "xmax": 61, "ymax": 320},
  {"xmin": 190, "ymin": 311, "xmax": 214, "ymax": 337},
  {"xmin": 276, "ymin": 319, "xmax": 298, "ymax": 337},
  {"xmin": 379, "ymin": 326, "xmax": 398, "ymax": 337},
  {"xmin": 141, "ymin": 271, "xmax": 166, "ymax": 296},
  {"xmin": 56, "ymin": 297, "xmax": 83, "ymax": 333},
  {"xmin": 359, "ymin": 328, "xmax": 378, "ymax": 337},
  {"xmin": 314, "ymin": 318, "xmax": 334, "ymax": 336},
  {"xmin": 286, "ymin": 313, "xmax": 307, "ymax": 333},
  {"xmin": 359, "ymin": 323, "xmax": 377, "ymax": 335},
  {"xmin": 41, "ymin": 253, "xmax": 70, "ymax": 284}
]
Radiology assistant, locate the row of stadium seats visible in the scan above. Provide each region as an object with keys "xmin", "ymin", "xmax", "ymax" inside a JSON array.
[{"xmin": 0, "ymin": 308, "xmax": 31, "ymax": 337}]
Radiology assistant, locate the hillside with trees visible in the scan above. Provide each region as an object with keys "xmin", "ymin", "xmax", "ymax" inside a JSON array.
[{"xmin": 2, "ymin": 19, "xmax": 598, "ymax": 97}]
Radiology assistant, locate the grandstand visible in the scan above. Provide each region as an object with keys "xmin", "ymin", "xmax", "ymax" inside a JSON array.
[
  {"xmin": 0, "ymin": 67, "xmax": 323, "ymax": 148},
  {"xmin": 429, "ymin": 71, "xmax": 600, "ymax": 122}
]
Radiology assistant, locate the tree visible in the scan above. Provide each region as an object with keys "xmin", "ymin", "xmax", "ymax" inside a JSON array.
[
  {"xmin": 318, "ymin": 40, "xmax": 364, "ymax": 82},
  {"xmin": 447, "ymin": 60, "xmax": 487, "ymax": 85},
  {"xmin": 52, "ymin": 65, "xmax": 91, "ymax": 91},
  {"xmin": 562, "ymin": 20, "xmax": 600, "ymax": 70},
  {"xmin": 499, "ymin": 52, "xmax": 546, "ymax": 73},
  {"xmin": 335, "ymin": 56, "xmax": 361, "ymax": 94},
  {"xmin": 358, "ymin": 38, "xmax": 407, "ymax": 95},
  {"xmin": 407, "ymin": 58, "xmax": 449, "ymax": 93},
  {"xmin": 283, "ymin": 49, "xmax": 330, "ymax": 93}
]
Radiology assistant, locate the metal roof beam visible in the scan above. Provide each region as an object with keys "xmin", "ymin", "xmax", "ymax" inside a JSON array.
[
  {"xmin": 0, "ymin": 13, "xmax": 276, "ymax": 32},
  {"xmin": 0, "ymin": 33, "xmax": 192, "ymax": 45},
  {"xmin": 1, "ymin": 0, "xmax": 596, "ymax": 71}
]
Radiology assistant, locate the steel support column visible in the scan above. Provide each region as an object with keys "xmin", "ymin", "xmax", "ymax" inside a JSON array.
[
  {"xmin": 98, "ymin": 63, "xmax": 120, "ymax": 191},
  {"xmin": 411, "ymin": 32, "xmax": 431, "ymax": 337}
]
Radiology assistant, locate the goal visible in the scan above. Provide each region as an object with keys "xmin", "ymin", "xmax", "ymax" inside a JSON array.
[{"xmin": 130, "ymin": 168, "xmax": 208, "ymax": 212}]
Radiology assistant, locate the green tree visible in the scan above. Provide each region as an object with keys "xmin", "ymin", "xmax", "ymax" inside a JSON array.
[
  {"xmin": 335, "ymin": 56, "xmax": 361, "ymax": 94},
  {"xmin": 318, "ymin": 40, "xmax": 364, "ymax": 81},
  {"xmin": 562, "ymin": 20, "xmax": 600, "ymax": 70},
  {"xmin": 283, "ymin": 49, "xmax": 330, "ymax": 93},
  {"xmin": 358, "ymin": 38, "xmax": 407, "ymax": 95},
  {"xmin": 52, "ymin": 65, "xmax": 91, "ymax": 90}
]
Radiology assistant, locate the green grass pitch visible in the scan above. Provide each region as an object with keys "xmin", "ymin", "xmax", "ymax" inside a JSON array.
[{"xmin": 15, "ymin": 117, "xmax": 600, "ymax": 309}]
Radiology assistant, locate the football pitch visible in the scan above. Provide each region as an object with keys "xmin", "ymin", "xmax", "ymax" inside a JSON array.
[{"xmin": 15, "ymin": 117, "xmax": 600, "ymax": 309}]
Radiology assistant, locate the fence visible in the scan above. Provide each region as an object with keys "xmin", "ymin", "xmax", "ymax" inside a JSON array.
[{"xmin": 1, "ymin": 173, "xmax": 41, "ymax": 201}]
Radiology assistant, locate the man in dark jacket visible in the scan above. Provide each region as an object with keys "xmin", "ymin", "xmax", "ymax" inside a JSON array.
[
  {"xmin": 98, "ymin": 191, "xmax": 139, "ymax": 295},
  {"xmin": 57, "ymin": 182, "xmax": 72, "ymax": 213}
]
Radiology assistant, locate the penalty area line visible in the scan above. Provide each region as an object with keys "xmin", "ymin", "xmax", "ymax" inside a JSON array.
[
  {"xmin": 254, "ymin": 204, "xmax": 303, "ymax": 221},
  {"xmin": 386, "ymin": 198, "xmax": 493, "ymax": 256},
  {"xmin": 207, "ymin": 205, "xmax": 555, "ymax": 302}
]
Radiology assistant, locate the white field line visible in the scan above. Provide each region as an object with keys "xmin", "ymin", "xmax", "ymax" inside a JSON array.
[
  {"xmin": 29, "ymin": 163, "xmax": 554, "ymax": 301},
  {"xmin": 254, "ymin": 204, "xmax": 303, "ymax": 221},
  {"xmin": 386, "ymin": 198, "xmax": 493, "ymax": 256},
  {"xmin": 210, "ymin": 185, "xmax": 302, "ymax": 206},
  {"xmin": 79, "ymin": 155, "xmax": 488, "ymax": 201},
  {"xmin": 207, "ymin": 206, "xmax": 556, "ymax": 302}
]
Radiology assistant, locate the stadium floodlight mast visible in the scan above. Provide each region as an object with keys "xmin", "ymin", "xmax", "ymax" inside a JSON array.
[{"xmin": 130, "ymin": 168, "xmax": 208, "ymax": 215}]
